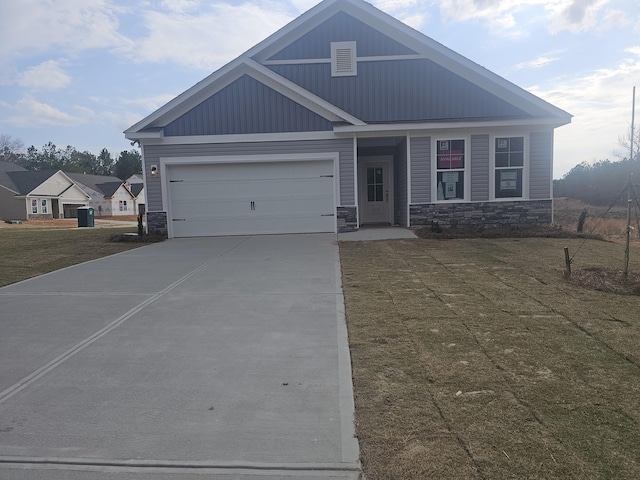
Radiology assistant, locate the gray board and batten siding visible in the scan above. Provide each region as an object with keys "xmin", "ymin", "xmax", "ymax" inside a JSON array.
[
  {"xmin": 268, "ymin": 60, "xmax": 535, "ymax": 123},
  {"xmin": 265, "ymin": 11, "xmax": 417, "ymax": 60},
  {"xmin": 143, "ymin": 138, "xmax": 355, "ymax": 212},
  {"xmin": 164, "ymin": 75, "xmax": 333, "ymax": 137}
]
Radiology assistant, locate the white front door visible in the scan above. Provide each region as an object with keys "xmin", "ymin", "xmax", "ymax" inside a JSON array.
[{"xmin": 358, "ymin": 157, "xmax": 393, "ymax": 225}]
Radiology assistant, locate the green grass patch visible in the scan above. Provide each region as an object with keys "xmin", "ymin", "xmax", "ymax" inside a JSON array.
[
  {"xmin": 340, "ymin": 238, "xmax": 640, "ymax": 479},
  {"xmin": 0, "ymin": 227, "xmax": 144, "ymax": 287}
]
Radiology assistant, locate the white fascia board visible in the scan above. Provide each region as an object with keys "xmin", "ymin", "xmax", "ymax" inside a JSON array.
[
  {"xmin": 0, "ymin": 184, "xmax": 19, "ymax": 195},
  {"xmin": 247, "ymin": 0, "xmax": 343, "ymax": 62},
  {"xmin": 250, "ymin": 0, "xmax": 571, "ymax": 120},
  {"xmin": 124, "ymin": 56, "xmax": 252, "ymax": 135},
  {"xmin": 125, "ymin": 57, "xmax": 366, "ymax": 140},
  {"xmin": 125, "ymin": 130, "xmax": 164, "ymax": 141},
  {"xmin": 148, "ymin": 131, "xmax": 338, "ymax": 146},
  {"xmin": 334, "ymin": 117, "xmax": 571, "ymax": 136},
  {"xmin": 244, "ymin": 58, "xmax": 366, "ymax": 126}
]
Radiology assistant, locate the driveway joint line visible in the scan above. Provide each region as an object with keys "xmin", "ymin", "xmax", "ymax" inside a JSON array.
[{"xmin": 0, "ymin": 237, "xmax": 252, "ymax": 406}]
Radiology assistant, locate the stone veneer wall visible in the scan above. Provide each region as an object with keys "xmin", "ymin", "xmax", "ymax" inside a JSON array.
[
  {"xmin": 410, "ymin": 200, "xmax": 552, "ymax": 228},
  {"xmin": 146, "ymin": 211, "xmax": 168, "ymax": 237},
  {"xmin": 337, "ymin": 206, "xmax": 357, "ymax": 233}
]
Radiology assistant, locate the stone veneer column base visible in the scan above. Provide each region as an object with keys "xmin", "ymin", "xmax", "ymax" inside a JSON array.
[
  {"xmin": 146, "ymin": 211, "xmax": 168, "ymax": 238},
  {"xmin": 410, "ymin": 200, "xmax": 553, "ymax": 228},
  {"xmin": 337, "ymin": 206, "xmax": 358, "ymax": 233}
]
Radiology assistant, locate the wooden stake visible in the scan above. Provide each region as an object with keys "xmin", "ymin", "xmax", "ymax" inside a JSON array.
[{"xmin": 564, "ymin": 247, "xmax": 571, "ymax": 277}]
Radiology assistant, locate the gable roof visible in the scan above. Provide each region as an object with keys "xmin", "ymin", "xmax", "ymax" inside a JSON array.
[
  {"xmin": 66, "ymin": 173, "xmax": 126, "ymax": 196},
  {"xmin": 0, "ymin": 161, "xmax": 28, "ymax": 193},
  {"xmin": 7, "ymin": 170, "xmax": 59, "ymax": 195},
  {"xmin": 130, "ymin": 183, "xmax": 144, "ymax": 197},
  {"xmin": 125, "ymin": 0, "xmax": 570, "ymax": 139}
]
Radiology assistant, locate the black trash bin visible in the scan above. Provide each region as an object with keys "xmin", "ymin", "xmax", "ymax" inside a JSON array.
[{"xmin": 77, "ymin": 207, "xmax": 95, "ymax": 227}]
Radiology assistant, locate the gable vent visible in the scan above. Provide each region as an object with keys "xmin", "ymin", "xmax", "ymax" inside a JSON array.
[{"xmin": 331, "ymin": 41, "xmax": 357, "ymax": 77}]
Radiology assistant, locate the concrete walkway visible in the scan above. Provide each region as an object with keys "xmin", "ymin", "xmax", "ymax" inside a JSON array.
[{"xmin": 0, "ymin": 235, "xmax": 359, "ymax": 479}]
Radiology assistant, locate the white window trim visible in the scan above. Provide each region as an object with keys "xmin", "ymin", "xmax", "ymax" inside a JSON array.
[
  {"xmin": 490, "ymin": 133, "xmax": 529, "ymax": 201},
  {"xmin": 431, "ymin": 136, "xmax": 470, "ymax": 203},
  {"xmin": 41, "ymin": 199, "xmax": 48, "ymax": 214},
  {"xmin": 331, "ymin": 41, "xmax": 357, "ymax": 77}
]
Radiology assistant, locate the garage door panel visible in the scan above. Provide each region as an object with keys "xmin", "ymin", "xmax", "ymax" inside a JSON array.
[{"xmin": 167, "ymin": 160, "xmax": 335, "ymax": 237}]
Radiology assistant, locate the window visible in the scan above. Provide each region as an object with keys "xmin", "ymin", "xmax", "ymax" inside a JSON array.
[
  {"xmin": 436, "ymin": 139, "xmax": 465, "ymax": 200},
  {"xmin": 119, "ymin": 200, "xmax": 123, "ymax": 211},
  {"xmin": 123, "ymin": 200, "xmax": 128, "ymax": 211},
  {"xmin": 367, "ymin": 168, "xmax": 384, "ymax": 202},
  {"xmin": 331, "ymin": 41, "xmax": 357, "ymax": 77},
  {"xmin": 495, "ymin": 137, "xmax": 524, "ymax": 198},
  {"xmin": 31, "ymin": 199, "xmax": 38, "ymax": 214},
  {"xmin": 41, "ymin": 199, "xmax": 48, "ymax": 214}
]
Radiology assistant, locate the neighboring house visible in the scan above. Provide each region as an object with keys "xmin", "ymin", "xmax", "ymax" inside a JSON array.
[
  {"xmin": 124, "ymin": 174, "xmax": 146, "ymax": 215},
  {"xmin": 66, "ymin": 173, "xmax": 136, "ymax": 217},
  {"xmin": 0, "ymin": 161, "xmax": 90, "ymax": 221},
  {"xmin": 126, "ymin": 174, "xmax": 144, "ymax": 184},
  {"xmin": 125, "ymin": 0, "xmax": 571, "ymax": 239},
  {"xmin": 128, "ymin": 183, "xmax": 146, "ymax": 215}
]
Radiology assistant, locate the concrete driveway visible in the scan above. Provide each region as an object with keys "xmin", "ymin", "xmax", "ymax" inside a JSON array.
[{"xmin": 0, "ymin": 235, "xmax": 360, "ymax": 479}]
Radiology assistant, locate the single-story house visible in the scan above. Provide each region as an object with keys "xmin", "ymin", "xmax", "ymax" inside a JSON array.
[
  {"xmin": 124, "ymin": 174, "xmax": 146, "ymax": 215},
  {"xmin": 0, "ymin": 161, "xmax": 90, "ymax": 221},
  {"xmin": 125, "ymin": 0, "xmax": 571, "ymax": 238},
  {"xmin": 66, "ymin": 173, "xmax": 138, "ymax": 217}
]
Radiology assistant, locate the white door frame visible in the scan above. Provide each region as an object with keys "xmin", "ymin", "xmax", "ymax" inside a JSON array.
[{"xmin": 357, "ymin": 156, "xmax": 394, "ymax": 225}]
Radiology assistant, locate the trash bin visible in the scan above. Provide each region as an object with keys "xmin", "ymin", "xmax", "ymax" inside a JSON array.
[{"xmin": 77, "ymin": 207, "xmax": 95, "ymax": 227}]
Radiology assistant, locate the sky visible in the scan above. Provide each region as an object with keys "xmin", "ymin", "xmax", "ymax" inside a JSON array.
[{"xmin": 0, "ymin": 0, "xmax": 639, "ymax": 179}]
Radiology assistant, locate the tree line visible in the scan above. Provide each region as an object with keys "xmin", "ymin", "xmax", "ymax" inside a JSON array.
[
  {"xmin": 554, "ymin": 158, "xmax": 640, "ymax": 206},
  {"xmin": 0, "ymin": 134, "xmax": 142, "ymax": 180}
]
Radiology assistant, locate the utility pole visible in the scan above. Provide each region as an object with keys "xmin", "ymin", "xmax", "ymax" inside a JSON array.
[{"xmin": 624, "ymin": 87, "xmax": 636, "ymax": 277}]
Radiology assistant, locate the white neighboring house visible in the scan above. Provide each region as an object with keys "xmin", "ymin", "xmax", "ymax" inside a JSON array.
[
  {"xmin": 125, "ymin": 174, "xmax": 146, "ymax": 215},
  {"xmin": 67, "ymin": 173, "xmax": 136, "ymax": 217}
]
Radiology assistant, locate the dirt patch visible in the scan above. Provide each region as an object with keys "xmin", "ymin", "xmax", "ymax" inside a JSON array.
[
  {"xmin": 568, "ymin": 267, "xmax": 640, "ymax": 296},
  {"xmin": 109, "ymin": 233, "xmax": 166, "ymax": 243}
]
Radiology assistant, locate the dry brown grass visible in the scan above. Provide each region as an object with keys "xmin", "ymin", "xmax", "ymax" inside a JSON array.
[
  {"xmin": 0, "ymin": 227, "xmax": 143, "ymax": 287},
  {"xmin": 340, "ymin": 237, "xmax": 640, "ymax": 479}
]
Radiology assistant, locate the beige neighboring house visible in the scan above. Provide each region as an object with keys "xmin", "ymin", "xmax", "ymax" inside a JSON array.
[
  {"xmin": 125, "ymin": 174, "xmax": 146, "ymax": 215},
  {"xmin": 67, "ymin": 173, "xmax": 137, "ymax": 217},
  {"xmin": 0, "ymin": 161, "xmax": 90, "ymax": 221}
]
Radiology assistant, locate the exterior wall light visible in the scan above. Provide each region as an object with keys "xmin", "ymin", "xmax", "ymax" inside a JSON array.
[{"xmin": 150, "ymin": 165, "xmax": 158, "ymax": 176}]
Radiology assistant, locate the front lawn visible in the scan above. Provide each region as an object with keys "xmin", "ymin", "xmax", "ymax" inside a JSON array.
[
  {"xmin": 340, "ymin": 237, "xmax": 640, "ymax": 479},
  {"xmin": 0, "ymin": 227, "xmax": 142, "ymax": 288}
]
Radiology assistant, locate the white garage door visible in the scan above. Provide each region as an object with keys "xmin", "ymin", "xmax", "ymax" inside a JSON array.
[{"xmin": 167, "ymin": 160, "xmax": 336, "ymax": 237}]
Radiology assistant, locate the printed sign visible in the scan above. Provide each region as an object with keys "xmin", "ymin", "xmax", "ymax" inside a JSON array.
[{"xmin": 500, "ymin": 170, "xmax": 517, "ymax": 191}]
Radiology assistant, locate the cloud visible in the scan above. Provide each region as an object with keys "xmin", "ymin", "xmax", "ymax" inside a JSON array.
[
  {"xmin": 435, "ymin": 0, "xmax": 632, "ymax": 37},
  {"xmin": 2, "ymin": 95, "xmax": 94, "ymax": 127},
  {"xmin": 0, "ymin": 0, "xmax": 131, "ymax": 59},
  {"xmin": 515, "ymin": 55, "xmax": 561, "ymax": 70},
  {"xmin": 527, "ymin": 46, "xmax": 640, "ymax": 175},
  {"xmin": 126, "ymin": 2, "xmax": 294, "ymax": 71},
  {"xmin": 546, "ymin": 0, "xmax": 610, "ymax": 34},
  {"xmin": 18, "ymin": 60, "xmax": 72, "ymax": 90}
]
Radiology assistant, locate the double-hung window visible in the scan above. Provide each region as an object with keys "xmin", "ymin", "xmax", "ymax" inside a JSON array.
[
  {"xmin": 31, "ymin": 199, "xmax": 38, "ymax": 214},
  {"xmin": 436, "ymin": 139, "xmax": 465, "ymax": 201},
  {"xmin": 41, "ymin": 199, "xmax": 48, "ymax": 214},
  {"xmin": 495, "ymin": 137, "xmax": 524, "ymax": 198}
]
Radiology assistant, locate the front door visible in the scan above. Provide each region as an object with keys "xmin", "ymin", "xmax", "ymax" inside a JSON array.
[{"xmin": 359, "ymin": 157, "xmax": 392, "ymax": 225}]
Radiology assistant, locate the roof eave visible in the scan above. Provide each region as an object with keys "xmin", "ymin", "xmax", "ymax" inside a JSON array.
[{"xmin": 333, "ymin": 116, "xmax": 572, "ymax": 135}]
